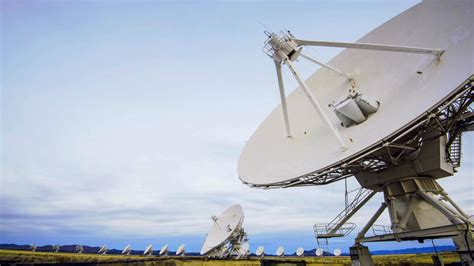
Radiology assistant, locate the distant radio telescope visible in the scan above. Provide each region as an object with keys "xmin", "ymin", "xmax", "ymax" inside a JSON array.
[{"xmin": 200, "ymin": 204, "xmax": 249, "ymax": 259}]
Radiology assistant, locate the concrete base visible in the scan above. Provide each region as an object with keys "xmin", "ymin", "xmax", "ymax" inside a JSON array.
[{"xmin": 350, "ymin": 244, "xmax": 373, "ymax": 266}]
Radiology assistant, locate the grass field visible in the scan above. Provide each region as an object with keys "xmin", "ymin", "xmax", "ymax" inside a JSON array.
[{"xmin": 0, "ymin": 249, "xmax": 461, "ymax": 265}]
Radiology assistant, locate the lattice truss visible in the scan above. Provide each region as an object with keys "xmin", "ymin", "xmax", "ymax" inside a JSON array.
[{"xmin": 253, "ymin": 76, "xmax": 473, "ymax": 189}]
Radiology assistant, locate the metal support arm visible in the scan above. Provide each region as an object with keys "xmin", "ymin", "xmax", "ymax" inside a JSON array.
[
  {"xmin": 292, "ymin": 38, "xmax": 445, "ymax": 58},
  {"xmin": 299, "ymin": 52, "xmax": 352, "ymax": 79},
  {"xmin": 398, "ymin": 195, "xmax": 418, "ymax": 230},
  {"xmin": 418, "ymin": 191, "xmax": 467, "ymax": 224},
  {"xmin": 356, "ymin": 202, "xmax": 387, "ymax": 242},
  {"xmin": 274, "ymin": 60, "xmax": 292, "ymax": 138},
  {"xmin": 284, "ymin": 58, "xmax": 347, "ymax": 148},
  {"xmin": 441, "ymin": 192, "xmax": 470, "ymax": 220}
]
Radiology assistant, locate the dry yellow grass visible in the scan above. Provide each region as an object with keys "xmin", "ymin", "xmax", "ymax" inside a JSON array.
[{"xmin": 0, "ymin": 249, "xmax": 461, "ymax": 265}]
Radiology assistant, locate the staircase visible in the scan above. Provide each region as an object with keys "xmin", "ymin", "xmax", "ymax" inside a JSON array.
[
  {"xmin": 449, "ymin": 133, "xmax": 462, "ymax": 168},
  {"xmin": 314, "ymin": 189, "xmax": 376, "ymax": 240}
]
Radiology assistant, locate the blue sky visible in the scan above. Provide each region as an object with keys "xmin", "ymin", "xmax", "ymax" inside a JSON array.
[{"xmin": 1, "ymin": 0, "xmax": 472, "ymax": 255}]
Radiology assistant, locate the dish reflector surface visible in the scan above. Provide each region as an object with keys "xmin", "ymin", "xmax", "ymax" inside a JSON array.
[
  {"xmin": 144, "ymin": 245, "xmax": 153, "ymax": 255},
  {"xmin": 75, "ymin": 245, "xmax": 83, "ymax": 252},
  {"xmin": 256, "ymin": 246, "xmax": 265, "ymax": 256},
  {"xmin": 122, "ymin": 244, "xmax": 131, "ymax": 254},
  {"xmin": 296, "ymin": 247, "xmax": 304, "ymax": 256},
  {"xmin": 276, "ymin": 246, "xmax": 284, "ymax": 256},
  {"xmin": 333, "ymin": 248, "xmax": 342, "ymax": 256},
  {"xmin": 238, "ymin": 1, "xmax": 473, "ymax": 186},
  {"xmin": 176, "ymin": 244, "xmax": 185, "ymax": 255},
  {"xmin": 159, "ymin": 244, "xmax": 169, "ymax": 255},
  {"xmin": 200, "ymin": 204, "xmax": 244, "ymax": 255},
  {"xmin": 98, "ymin": 245, "xmax": 107, "ymax": 254},
  {"xmin": 315, "ymin": 248, "xmax": 324, "ymax": 256}
]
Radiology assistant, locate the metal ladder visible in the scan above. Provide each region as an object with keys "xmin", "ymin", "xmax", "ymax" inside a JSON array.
[{"xmin": 449, "ymin": 133, "xmax": 462, "ymax": 168}]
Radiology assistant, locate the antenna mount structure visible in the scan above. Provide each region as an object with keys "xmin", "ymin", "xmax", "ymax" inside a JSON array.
[{"xmin": 313, "ymin": 77, "xmax": 474, "ymax": 265}]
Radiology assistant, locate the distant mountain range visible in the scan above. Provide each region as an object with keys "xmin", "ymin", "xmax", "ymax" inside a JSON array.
[
  {"xmin": 369, "ymin": 246, "xmax": 456, "ymax": 255},
  {"xmin": 0, "ymin": 243, "xmax": 456, "ymax": 256}
]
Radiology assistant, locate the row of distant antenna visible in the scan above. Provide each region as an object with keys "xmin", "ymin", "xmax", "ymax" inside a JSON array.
[
  {"xmin": 104, "ymin": 243, "xmax": 186, "ymax": 256},
  {"xmin": 30, "ymin": 205, "xmax": 344, "ymax": 259},
  {"xmin": 255, "ymin": 246, "xmax": 341, "ymax": 257},
  {"xmin": 29, "ymin": 244, "xmax": 186, "ymax": 256},
  {"xmin": 30, "ymin": 244, "xmax": 340, "ymax": 257}
]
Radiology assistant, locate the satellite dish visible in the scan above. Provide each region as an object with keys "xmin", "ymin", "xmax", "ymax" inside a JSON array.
[
  {"xmin": 334, "ymin": 248, "xmax": 342, "ymax": 256},
  {"xmin": 238, "ymin": 1, "xmax": 472, "ymax": 188},
  {"xmin": 315, "ymin": 248, "xmax": 324, "ymax": 257},
  {"xmin": 98, "ymin": 245, "xmax": 107, "ymax": 255},
  {"xmin": 144, "ymin": 244, "xmax": 153, "ymax": 256},
  {"xmin": 275, "ymin": 246, "xmax": 284, "ymax": 257},
  {"xmin": 159, "ymin": 244, "xmax": 169, "ymax": 256},
  {"xmin": 52, "ymin": 245, "xmax": 60, "ymax": 253},
  {"xmin": 176, "ymin": 244, "xmax": 186, "ymax": 256},
  {"xmin": 30, "ymin": 244, "xmax": 37, "ymax": 252},
  {"xmin": 75, "ymin": 245, "xmax": 83, "ymax": 254},
  {"xmin": 122, "ymin": 244, "xmax": 131, "ymax": 256},
  {"xmin": 200, "ymin": 204, "xmax": 247, "ymax": 258},
  {"xmin": 239, "ymin": 1, "xmax": 473, "ymax": 265},
  {"xmin": 296, "ymin": 247, "xmax": 304, "ymax": 257},
  {"xmin": 255, "ymin": 246, "xmax": 265, "ymax": 257}
]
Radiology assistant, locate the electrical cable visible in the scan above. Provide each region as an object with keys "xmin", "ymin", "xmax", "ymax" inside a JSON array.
[{"xmin": 463, "ymin": 220, "xmax": 473, "ymax": 261}]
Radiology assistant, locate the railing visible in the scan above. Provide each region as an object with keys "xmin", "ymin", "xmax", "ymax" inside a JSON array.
[
  {"xmin": 314, "ymin": 222, "xmax": 356, "ymax": 238},
  {"xmin": 371, "ymin": 224, "xmax": 393, "ymax": 236}
]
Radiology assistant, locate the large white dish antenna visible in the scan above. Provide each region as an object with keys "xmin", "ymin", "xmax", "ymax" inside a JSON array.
[
  {"xmin": 176, "ymin": 244, "xmax": 186, "ymax": 256},
  {"xmin": 256, "ymin": 246, "xmax": 265, "ymax": 257},
  {"xmin": 144, "ymin": 244, "xmax": 153, "ymax": 256},
  {"xmin": 333, "ymin": 248, "xmax": 342, "ymax": 256},
  {"xmin": 159, "ymin": 244, "xmax": 169, "ymax": 256},
  {"xmin": 276, "ymin": 246, "xmax": 285, "ymax": 257},
  {"xmin": 315, "ymin": 248, "xmax": 324, "ymax": 257},
  {"xmin": 200, "ymin": 204, "xmax": 245, "ymax": 255},
  {"xmin": 296, "ymin": 247, "xmax": 304, "ymax": 257},
  {"xmin": 52, "ymin": 245, "xmax": 60, "ymax": 253},
  {"xmin": 238, "ymin": 1, "xmax": 473, "ymax": 187}
]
